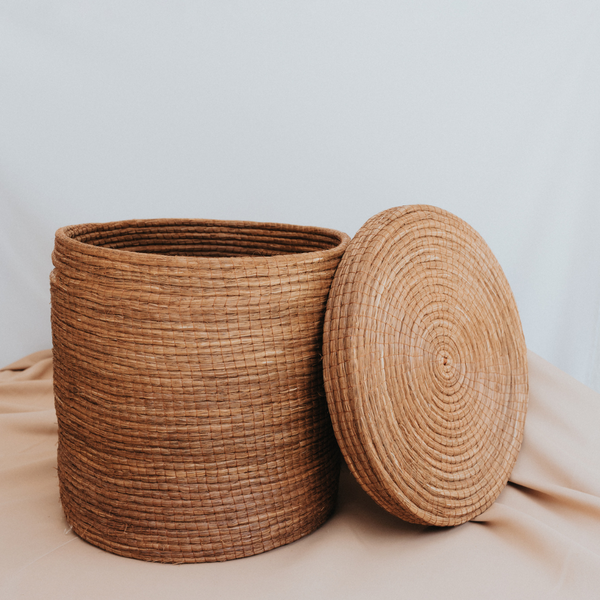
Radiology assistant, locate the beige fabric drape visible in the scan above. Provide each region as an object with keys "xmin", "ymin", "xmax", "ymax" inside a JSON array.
[{"xmin": 2, "ymin": 350, "xmax": 600, "ymax": 599}]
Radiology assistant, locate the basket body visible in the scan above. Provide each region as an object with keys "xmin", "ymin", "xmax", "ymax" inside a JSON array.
[{"xmin": 50, "ymin": 219, "xmax": 349, "ymax": 563}]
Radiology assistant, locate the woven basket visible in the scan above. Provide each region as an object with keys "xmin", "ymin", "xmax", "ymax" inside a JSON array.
[{"xmin": 50, "ymin": 218, "xmax": 350, "ymax": 563}]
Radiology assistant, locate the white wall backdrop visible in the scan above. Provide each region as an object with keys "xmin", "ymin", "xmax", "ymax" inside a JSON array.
[{"xmin": 1, "ymin": 2, "xmax": 599, "ymax": 390}]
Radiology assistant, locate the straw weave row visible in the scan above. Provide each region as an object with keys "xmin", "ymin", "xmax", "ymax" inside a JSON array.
[
  {"xmin": 323, "ymin": 205, "xmax": 528, "ymax": 526},
  {"xmin": 51, "ymin": 219, "xmax": 349, "ymax": 563}
]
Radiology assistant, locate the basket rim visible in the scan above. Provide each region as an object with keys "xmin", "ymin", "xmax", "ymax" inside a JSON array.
[{"xmin": 54, "ymin": 217, "xmax": 350, "ymax": 268}]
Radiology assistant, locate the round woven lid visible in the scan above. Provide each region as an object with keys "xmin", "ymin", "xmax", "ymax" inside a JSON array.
[{"xmin": 323, "ymin": 205, "xmax": 528, "ymax": 526}]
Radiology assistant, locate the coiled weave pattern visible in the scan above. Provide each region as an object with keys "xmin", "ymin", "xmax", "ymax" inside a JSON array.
[
  {"xmin": 323, "ymin": 205, "xmax": 528, "ymax": 526},
  {"xmin": 51, "ymin": 218, "xmax": 350, "ymax": 563}
]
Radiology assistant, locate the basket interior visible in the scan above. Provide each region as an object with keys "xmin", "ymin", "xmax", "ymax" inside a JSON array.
[{"xmin": 66, "ymin": 221, "xmax": 343, "ymax": 258}]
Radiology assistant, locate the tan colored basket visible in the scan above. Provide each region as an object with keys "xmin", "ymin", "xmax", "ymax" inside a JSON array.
[
  {"xmin": 323, "ymin": 205, "xmax": 528, "ymax": 526},
  {"xmin": 51, "ymin": 218, "xmax": 350, "ymax": 563}
]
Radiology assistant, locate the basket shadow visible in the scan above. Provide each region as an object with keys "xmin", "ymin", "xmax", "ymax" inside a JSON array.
[{"xmin": 333, "ymin": 462, "xmax": 452, "ymax": 540}]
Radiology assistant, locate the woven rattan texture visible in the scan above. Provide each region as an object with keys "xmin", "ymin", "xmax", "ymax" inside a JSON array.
[
  {"xmin": 323, "ymin": 205, "xmax": 528, "ymax": 526},
  {"xmin": 51, "ymin": 219, "xmax": 350, "ymax": 563}
]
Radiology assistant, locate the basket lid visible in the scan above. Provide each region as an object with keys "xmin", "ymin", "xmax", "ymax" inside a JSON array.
[{"xmin": 323, "ymin": 205, "xmax": 528, "ymax": 526}]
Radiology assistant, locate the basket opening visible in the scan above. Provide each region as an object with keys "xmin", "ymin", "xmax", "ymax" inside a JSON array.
[{"xmin": 66, "ymin": 221, "xmax": 343, "ymax": 258}]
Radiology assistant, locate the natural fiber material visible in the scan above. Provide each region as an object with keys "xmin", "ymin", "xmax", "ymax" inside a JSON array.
[
  {"xmin": 51, "ymin": 218, "xmax": 350, "ymax": 563},
  {"xmin": 323, "ymin": 205, "xmax": 528, "ymax": 526}
]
